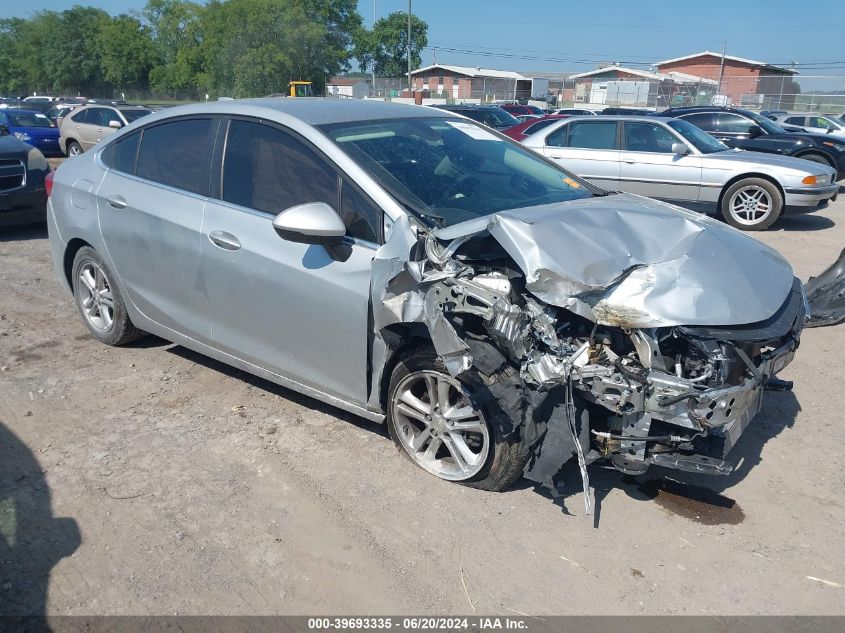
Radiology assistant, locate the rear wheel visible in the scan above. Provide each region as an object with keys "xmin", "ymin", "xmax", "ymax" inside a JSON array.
[
  {"xmin": 386, "ymin": 349, "xmax": 529, "ymax": 491},
  {"xmin": 72, "ymin": 247, "xmax": 143, "ymax": 346},
  {"xmin": 66, "ymin": 140, "xmax": 82, "ymax": 157},
  {"xmin": 720, "ymin": 178, "xmax": 783, "ymax": 231}
]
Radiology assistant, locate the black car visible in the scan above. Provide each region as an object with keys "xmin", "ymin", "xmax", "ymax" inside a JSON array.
[
  {"xmin": 430, "ymin": 104, "xmax": 521, "ymax": 131},
  {"xmin": 657, "ymin": 106, "xmax": 845, "ymax": 173},
  {"xmin": 600, "ymin": 107, "xmax": 653, "ymax": 115},
  {"xmin": 0, "ymin": 124, "xmax": 50, "ymax": 227}
]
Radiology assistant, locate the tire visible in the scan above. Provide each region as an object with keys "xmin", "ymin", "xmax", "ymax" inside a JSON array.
[
  {"xmin": 720, "ymin": 177, "xmax": 783, "ymax": 231},
  {"xmin": 71, "ymin": 246, "xmax": 143, "ymax": 346},
  {"xmin": 65, "ymin": 140, "xmax": 82, "ymax": 157},
  {"xmin": 797, "ymin": 152, "xmax": 835, "ymax": 169},
  {"xmin": 386, "ymin": 349, "xmax": 530, "ymax": 491}
]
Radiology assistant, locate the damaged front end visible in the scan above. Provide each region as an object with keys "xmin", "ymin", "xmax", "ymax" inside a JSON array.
[{"xmin": 371, "ymin": 197, "xmax": 805, "ymax": 509}]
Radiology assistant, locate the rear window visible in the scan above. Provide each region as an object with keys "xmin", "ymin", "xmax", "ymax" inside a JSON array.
[
  {"xmin": 136, "ymin": 119, "xmax": 214, "ymax": 194},
  {"xmin": 101, "ymin": 132, "xmax": 141, "ymax": 174}
]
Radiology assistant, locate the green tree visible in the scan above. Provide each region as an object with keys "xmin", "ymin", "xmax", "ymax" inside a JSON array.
[
  {"xmin": 355, "ymin": 11, "xmax": 427, "ymax": 78},
  {"xmin": 199, "ymin": 0, "xmax": 361, "ymax": 97},
  {"xmin": 97, "ymin": 15, "xmax": 158, "ymax": 89},
  {"xmin": 44, "ymin": 7, "xmax": 112, "ymax": 94},
  {"xmin": 142, "ymin": 0, "xmax": 204, "ymax": 94}
]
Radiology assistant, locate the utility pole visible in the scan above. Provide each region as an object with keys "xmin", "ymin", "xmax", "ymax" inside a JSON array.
[
  {"xmin": 372, "ymin": 0, "xmax": 376, "ymax": 97},
  {"xmin": 717, "ymin": 41, "xmax": 727, "ymax": 98},
  {"xmin": 407, "ymin": 0, "xmax": 412, "ymax": 97}
]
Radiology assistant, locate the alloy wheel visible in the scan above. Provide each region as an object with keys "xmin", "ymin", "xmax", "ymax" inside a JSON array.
[
  {"xmin": 728, "ymin": 185, "xmax": 773, "ymax": 227},
  {"xmin": 77, "ymin": 261, "xmax": 115, "ymax": 333},
  {"xmin": 391, "ymin": 370, "xmax": 490, "ymax": 481}
]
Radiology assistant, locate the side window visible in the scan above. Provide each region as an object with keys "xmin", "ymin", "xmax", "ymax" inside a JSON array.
[
  {"xmin": 715, "ymin": 113, "xmax": 753, "ymax": 134},
  {"xmin": 136, "ymin": 118, "xmax": 213, "ymax": 194},
  {"xmin": 524, "ymin": 119, "xmax": 558, "ymax": 135},
  {"xmin": 680, "ymin": 112, "xmax": 715, "ymax": 131},
  {"xmin": 85, "ymin": 108, "xmax": 105, "ymax": 126},
  {"xmin": 101, "ymin": 131, "xmax": 141, "ymax": 174},
  {"xmin": 809, "ymin": 116, "xmax": 832, "ymax": 128},
  {"xmin": 546, "ymin": 125, "xmax": 568, "ymax": 147},
  {"xmin": 222, "ymin": 119, "xmax": 337, "ymax": 216},
  {"xmin": 339, "ymin": 179, "xmax": 380, "ymax": 243},
  {"xmin": 566, "ymin": 121, "xmax": 617, "ymax": 149},
  {"xmin": 623, "ymin": 122, "xmax": 678, "ymax": 153},
  {"xmin": 785, "ymin": 116, "xmax": 805, "ymax": 126},
  {"xmin": 71, "ymin": 109, "xmax": 90, "ymax": 124}
]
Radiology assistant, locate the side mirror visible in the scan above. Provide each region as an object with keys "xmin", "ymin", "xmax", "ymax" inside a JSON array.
[
  {"xmin": 747, "ymin": 125, "xmax": 763, "ymax": 139},
  {"xmin": 671, "ymin": 142, "xmax": 691, "ymax": 155},
  {"xmin": 272, "ymin": 202, "xmax": 346, "ymax": 245},
  {"xmin": 827, "ymin": 126, "xmax": 836, "ymax": 134},
  {"xmin": 108, "ymin": 120, "xmax": 122, "ymax": 129}
]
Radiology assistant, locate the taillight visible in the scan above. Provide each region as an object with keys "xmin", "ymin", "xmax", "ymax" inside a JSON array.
[{"xmin": 45, "ymin": 171, "xmax": 54, "ymax": 197}]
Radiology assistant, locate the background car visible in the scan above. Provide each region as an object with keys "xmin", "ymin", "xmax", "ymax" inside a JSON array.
[
  {"xmin": 59, "ymin": 104, "xmax": 152, "ymax": 156},
  {"xmin": 430, "ymin": 104, "xmax": 520, "ymax": 131},
  {"xmin": 499, "ymin": 104, "xmax": 545, "ymax": 120},
  {"xmin": 775, "ymin": 113, "xmax": 845, "ymax": 140},
  {"xmin": 657, "ymin": 106, "xmax": 845, "ymax": 174},
  {"xmin": 45, "ymin": 103, "xmax": 80, "ymax": 127},
  {"xmin": 0, "ymin": 109, "xmax": 61, "ymax": 156},
  {"xmin": 502, "ymin": 114, "xmax": 570, "ymax": 141},
  {"xmin": 552, "ymin": 108, "xmax": 598, "ymax": 116},
  {"xmin": 600, "ymin": 107, "xmax": 653, "ymax": 115},
  {"xmin": 0, "ymin": 124, "xmax": 50, "ymax": 227},
  {"xmin": 761, "ymin": 110, "xmax": 788, "ymax": 120},
  {"xmin": 521, "ymin": 115, "xmax": 838, "ymax": 230}
]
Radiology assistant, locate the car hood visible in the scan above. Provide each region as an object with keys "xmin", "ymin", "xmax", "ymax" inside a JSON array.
[
  {"xmin": 432, "ymin": 193, "xmax": 795, "ymax": 328},
  {"xmin": 703, "ymin": 149, "xmax": 836, "ymax": 176},
  {"xmin": 14, "ymin": 126, "xmax": 59, "ymax": 138},
  {"xmin": 0, "ymin": 134, "xmax": 34, "ymax": 158}
]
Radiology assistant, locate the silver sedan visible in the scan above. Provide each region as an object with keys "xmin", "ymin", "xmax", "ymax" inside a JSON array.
[
  {"xmin": 521, "ymin": 115, "xmax": 838, "ymax": 230},
  {"xmin": 47, "ymin": 99, "xmax": 806, "ymax": 496}
]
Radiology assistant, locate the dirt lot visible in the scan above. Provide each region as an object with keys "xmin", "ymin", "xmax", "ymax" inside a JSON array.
[{"xmin": 1, "ymin": 183, "xmax": 844, "ymax": 616}]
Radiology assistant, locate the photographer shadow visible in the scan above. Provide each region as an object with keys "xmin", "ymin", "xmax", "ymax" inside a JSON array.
[{"xmin": 0, "ymin": 421, "xmax": 80, "ymax": 617}]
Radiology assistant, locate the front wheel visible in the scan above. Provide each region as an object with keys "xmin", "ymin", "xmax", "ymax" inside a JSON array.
[
  {"xmin": 797, "ymin": 152, "xmax": 835, "ymax": 169},
  {"xmin": 386, "ymin": 350, "xmax": 529, "ymax": 491},
  {"xmin": 720, "ymin": 178, "xmax": 783, "ymax": 231}
]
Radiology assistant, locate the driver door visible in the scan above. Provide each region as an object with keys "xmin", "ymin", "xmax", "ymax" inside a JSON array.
[{"xmin": 201, "ymin": 118, "xmax": 381, "ymax": 405}]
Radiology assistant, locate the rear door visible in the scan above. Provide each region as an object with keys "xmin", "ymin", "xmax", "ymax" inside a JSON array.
[
  {"xmin": 617, "ymin": 120, "xmax": 701, "ymax": 203},
  {"xmin": 96, "ymin": 117, "xmax": 217, "ymax": 343},
  {"xmin": 541, "ymin": 119, "xmax": 620, "ymax": 190},
  {"xmin": 201, "ymin": 118, "xmax": 380, "ymax": 405}
]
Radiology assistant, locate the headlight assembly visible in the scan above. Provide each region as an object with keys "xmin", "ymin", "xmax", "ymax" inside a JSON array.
[{"xmin": 14, "ymin": 131, "xmax": 32, "ymax": 142}]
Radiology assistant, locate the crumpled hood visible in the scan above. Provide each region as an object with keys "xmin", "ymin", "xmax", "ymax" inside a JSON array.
[{"xmin": 432, "ymin": 193, "xmax": 795, "ymax": 328}]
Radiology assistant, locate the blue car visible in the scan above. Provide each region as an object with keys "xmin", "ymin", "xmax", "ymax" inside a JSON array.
[{"xmin": 0, "ymin": 109, "xmax": 61, "ymax": 156}]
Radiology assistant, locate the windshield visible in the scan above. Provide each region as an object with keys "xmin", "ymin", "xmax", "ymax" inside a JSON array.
[
  {"xmin": 484, "ymin": 108, "xmax": 520, "ymax": 127},
  {"xmin": 527, "ymin": 106, "xmax": 545, "ymax": 115},
  {"xmin": 321, "ymin": 117, "xmax": 596, "ymax": 227},
  {"xmin": 8, "ymin": 111, "xmax": 53, "ymax": 127},
  {"xmin": 743, "ymin": 109, "xmax": 787, "ymax": 134},
  {"xmin": 119, "ymin": 109, "xmax": 151, "ymax": 123},
  {"xmin": 667, "ymin": 119, "xmax": 728, "ymax": 154}
]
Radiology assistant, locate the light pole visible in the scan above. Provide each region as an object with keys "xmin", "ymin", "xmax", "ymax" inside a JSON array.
[
  {"xmin": 372, "ymin": 0, "xmax": 376, "ymax": 97},
  {"xmin": 407, "ymin": 0, "xmax": 412, "ymax": 97}
]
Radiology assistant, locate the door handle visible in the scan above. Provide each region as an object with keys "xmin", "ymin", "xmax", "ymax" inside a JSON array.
[
  {"xmin": 208, "ymin": 230, "xmax": 241, "ymax": 251},
  {"xmin": 623, "ymin": 160, "xmax": 636, "ymax": 164},
  {"xmin": 105, "ymin": 195, "xmax": 127, "ymax": 209}
]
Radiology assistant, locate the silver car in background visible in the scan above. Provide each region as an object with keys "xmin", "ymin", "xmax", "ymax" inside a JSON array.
[
  {"xmin": 774, "ymin": 112, "xmax": 845, "ymax": 141},
  {"xmin": 522, "ymin": 115, "xmax": 838, "ymax": 230},
  {"xmin": 47, "ymin": 99, "xmax": 806, "ymax": 498}
]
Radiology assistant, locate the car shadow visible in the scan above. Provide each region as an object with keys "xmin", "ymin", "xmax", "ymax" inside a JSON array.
[
  {"xmin": 516, "ymin": 389, "xmax": 800, "ymax": 528},
  {"xmin": 164, "ymin": 345, "xmax": 389, "ymax": 438},
  {"xmin": 0, "ymin": 224, "xmax": 47, "ymax": 242},
  {"xmin": 772, "ymin": 213, "xmax": 835, "ymax": 231},
  {"xmin": 0, "ymin": 421, "xmax": 81, "ymax": 618}
]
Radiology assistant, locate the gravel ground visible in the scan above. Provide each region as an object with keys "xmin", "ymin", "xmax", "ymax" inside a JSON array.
[{"xmin": 1, "ymin": 184, "xmax": 844, "ymax": 616}]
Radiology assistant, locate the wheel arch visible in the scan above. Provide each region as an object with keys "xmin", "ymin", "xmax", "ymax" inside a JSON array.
[
  {"xmin": 63, "ymin": 237, "xmax": 93, "ymax": 292},
  {"xmin": 717, "ymin": 172, "xmax": 785, "ymax": 210},
  {"xmin": 793, "ymin": 149, "xmax": 836, "ymax": 168},
  {"xmin": 375, "ymin": 323, "xmax": 433, "ymax": 411}
]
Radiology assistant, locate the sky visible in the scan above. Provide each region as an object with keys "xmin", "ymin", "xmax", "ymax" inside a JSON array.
[{"xmin": 2, "ymin": 0, "xmax": 844, "ymax": 85}]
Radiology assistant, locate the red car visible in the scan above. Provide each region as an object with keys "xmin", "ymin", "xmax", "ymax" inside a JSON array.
[
  {"xmin": 503, "ymin": 115, "xmax": 570, "ymax": 141},
  {"xmin": 500, "ymin": 104, "xmax": 547, "ymax": 118}
]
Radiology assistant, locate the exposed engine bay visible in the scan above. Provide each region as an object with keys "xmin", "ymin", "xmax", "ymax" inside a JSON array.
[{"xmin": 369, "ymin": 200, "xmax": 809, "ymax": 512}]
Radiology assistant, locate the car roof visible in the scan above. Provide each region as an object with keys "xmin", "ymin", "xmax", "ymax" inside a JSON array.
[
  {"xmin": 556, "ymin": 115, "xmax": 675, "ymax": 123},
  {"xmin": 3, "ymin": 109, "xmax": 48, "ymax": 117},
  {"xmin": 138, "ymin": 98, "xmax": 457, "ymax": 125}
]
